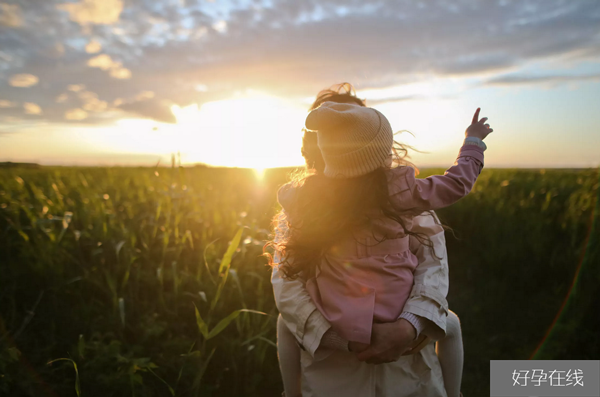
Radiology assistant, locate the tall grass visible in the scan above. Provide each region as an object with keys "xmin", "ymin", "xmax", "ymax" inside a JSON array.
[
  {"xmin": 1, "ymin": 166, "xmax": 283, "ymax": 396},
  {"xmin": 0, "ymin": 166, "xmax": 598, "ymax": 396}
]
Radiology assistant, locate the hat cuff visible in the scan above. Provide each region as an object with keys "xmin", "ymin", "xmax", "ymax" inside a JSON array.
[{"xmin": 323, "ymin": 129, "xmax": 393, "ymax": 178}]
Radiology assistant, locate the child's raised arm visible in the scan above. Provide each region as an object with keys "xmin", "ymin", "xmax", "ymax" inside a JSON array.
[{"xmin": 388, "ymin": 108, "xmax": 493, "ymax": 212}]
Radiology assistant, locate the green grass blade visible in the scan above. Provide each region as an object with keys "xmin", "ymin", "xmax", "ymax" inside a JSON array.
[
  {"xmin": 47, "ymin": 358, "xmax": 80, "ymax": 397},
  {"xmin": 210, "ymin": 228, "xmax": 244, "ymax": 311},
  {"xmin": 147, "ymin": 367, "xmax": 175, "ymax": 396},
  {"xmin": 192, "ymin": 346, "xmax": 216, "ymax": 392},
  {"xmin": 217, "ymin": 227, "xmax": 243, "ymax": 275},
  {"xmin": 77, "ymin": 334, "xmax": 85, "ymax": 359},
  {"xmin": 207, "ymin": 309, "xmax": 267, "ymax": 340},
  {"xmin": 193, "ymin": 303, "xmax": 209, "ymax": 339},
  {"xmin": 202, "ymin": 238, "xmax": 219, "ymax": 285}
]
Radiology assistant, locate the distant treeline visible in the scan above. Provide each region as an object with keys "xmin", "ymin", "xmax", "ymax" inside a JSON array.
[{"xmin": 0, "ymin": 162, "xmax": 40, "ymax": 168}]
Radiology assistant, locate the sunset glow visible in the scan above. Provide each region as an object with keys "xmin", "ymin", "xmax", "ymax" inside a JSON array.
[
  {"xmin": 168, "ymin": 92, "xmax": 307, "ymax": 168},
  {"xmin": 0, "ymin": 1, "xmax": 599, "ymax": 168}
]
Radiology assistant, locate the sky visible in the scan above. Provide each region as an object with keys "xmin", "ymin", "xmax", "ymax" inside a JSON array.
[{"xmin": 0, "ymin": 0, "xmax": 599, "ymax": 168}]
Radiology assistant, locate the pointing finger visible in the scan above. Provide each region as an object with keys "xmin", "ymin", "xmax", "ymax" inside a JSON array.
[{"xmin": 472, "ymin": 108, "xmax": 480, "ymax": 125}]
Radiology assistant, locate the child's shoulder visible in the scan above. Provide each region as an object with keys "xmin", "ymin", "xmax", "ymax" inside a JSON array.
[
  {"xmin": 384, "ymin": 166, "xmax": 417, "ymax": 195},
  {"xmin": 277, "ymin": 182, "xmax": 299, "ymax": 212}
]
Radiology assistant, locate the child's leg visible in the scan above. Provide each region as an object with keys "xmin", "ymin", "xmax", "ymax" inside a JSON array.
[
  {"xmin": 277, "ymin": 313, "xmax": 302, "ymax": 397},
  {"xmin": 436, "ymin": 310, "xmax": 464, "ymax": 397}
]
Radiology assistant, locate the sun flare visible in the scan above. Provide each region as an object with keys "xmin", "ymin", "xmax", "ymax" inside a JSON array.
[
  {"xmin": 170, "ymin": 91, "xmax": 307, "ymax": 168},
  {"xmin": 253, "ymin": 167, "xmax": 266, "ymax": 179}
]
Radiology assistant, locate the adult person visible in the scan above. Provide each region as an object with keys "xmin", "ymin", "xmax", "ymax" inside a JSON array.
[{"xmin": 270, "ymin": 83, "xmax": 468, "ymax": 397}]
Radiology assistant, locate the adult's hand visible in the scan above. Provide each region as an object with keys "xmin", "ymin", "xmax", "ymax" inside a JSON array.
[
  {"xmin": 355, "ymin": 319, "xmax": 417, "ymax": 364},
  {"xmin": 348, "ymin": 341, "xmax": 370, "ymax": 354}
]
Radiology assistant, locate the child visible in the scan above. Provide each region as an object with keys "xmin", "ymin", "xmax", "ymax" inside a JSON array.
[{"xmin": 272, "ymin": 102, "xmax": 492, "ymax": 397}]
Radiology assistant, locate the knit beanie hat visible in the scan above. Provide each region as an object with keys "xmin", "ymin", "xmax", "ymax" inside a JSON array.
[{"xmin": 305, "ymin": 101, "xmax": 393, "ymax": 178}]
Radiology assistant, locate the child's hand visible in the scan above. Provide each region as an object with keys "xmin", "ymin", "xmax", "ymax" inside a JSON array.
[
  {"xmin": 348, "ymin": 341, "xmax": 370, "ymax": 353},
  {"xmin": 465, "ymin": 107, "xmax": 493, "ymax": 140}
]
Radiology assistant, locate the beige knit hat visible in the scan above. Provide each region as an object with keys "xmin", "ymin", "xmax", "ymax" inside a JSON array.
[{"xmin": 305, "ymin": 101, "xmax": 393, "ymax": 178}]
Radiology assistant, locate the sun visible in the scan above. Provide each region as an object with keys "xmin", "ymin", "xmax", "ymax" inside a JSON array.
[
  {"xmin": 253, "ymin": 167, "xmax": 266, "ymax": 179},
  {"xmin": 79, "ymin": 90, "xmax": 309, "ymax": 168},
  {"xmin": 170, "ymin": 90, "xmax": 307, "ymax": 169}
]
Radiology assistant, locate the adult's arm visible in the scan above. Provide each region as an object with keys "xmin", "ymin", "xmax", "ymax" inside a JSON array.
[
  {"xmin": 403, "ymin": 211, "xmax": 449, "ymax": 341},
  {"xmin": 270, "ymin": 211, "xmax": 331, "ymax": 358}
]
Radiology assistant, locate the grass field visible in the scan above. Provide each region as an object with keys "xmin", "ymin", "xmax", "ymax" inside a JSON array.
[{"xmin": 1, "ymin": 165, "xmax": 599, "ymax": 396}]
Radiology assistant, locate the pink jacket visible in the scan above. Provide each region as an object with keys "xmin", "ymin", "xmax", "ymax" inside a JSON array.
[{"xmin": 277, "ymin": 144, "xmax": 484, "ymax": 344}]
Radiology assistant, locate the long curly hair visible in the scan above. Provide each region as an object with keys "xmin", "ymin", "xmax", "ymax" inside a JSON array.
[{"xmin": 264, "ymin": 82, "xmax": 439, "ymax": 281}]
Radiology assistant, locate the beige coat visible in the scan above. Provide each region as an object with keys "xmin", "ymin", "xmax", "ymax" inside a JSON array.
[{"xmin": 271, "ymin": 212, "xmax": 450, "ymax": 397}]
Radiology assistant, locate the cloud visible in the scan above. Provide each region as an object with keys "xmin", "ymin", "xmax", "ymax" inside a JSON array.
[
  {"xmin": 9, "ymin": 74, "xmax": 39, "ymax": 88},
  {"xmin": 212, "ymin": 20, "xmax": 227, "ymax": 33},
  {"xmin": 87, "ymin": 54, "xmax": 117, "ymax": 70},
  {"xmin": 50, "ymin": 43, "xmax": 66, "ymax": 58},
  {"xmin": 78, "ymin": 90, "xmax": 108, "ymax": 112},
  {"xmin": 85, "ymin": 39, "xmax": 102, "ymax": 53},
  {"xmin": 367, "ymin": 95, "xmax": 425, "ymax": 106},
  {"xmin": 68, "ymin": 84, "xmax": 86, "ymax": 92},
  {"xmin": 56, "ymin": 0, "xmax": 123, "ymax": 25},
  {"xmin": 135, "ymin": 91, "xmax": 155, "ymax": 101},
  {"xmin": 119, "ymin": 0, "xmax": 600, "ymax": 101},
  {"xmin": 109, "ymin": 67, "xmax": 131, "ymax": 79},
  {"xmin": 65, "ymin": 108, "xmax": 88, "ymax": 120},
  {"xmin": 485, "ymin": 72, "xmax": 600, "ymax": 86},
  {"xmin": 1, "ymin": 0, "xmax": 599, "ymax": 126},
  {"xmin": 0, "ymin": 99, "xmax": 17, "ymax": 108},
  {"xmin": 23, "ymin": 102, "xmax": 42, "ymax": 115},
  {"xmin": 119, "ymin": 99, "xmax": 176, "ymax": 123},
  {"xmin": 87, "ymin": 54, "xmax": 131, "ymax": 79},
  {"xmin": 0, "ymin": 3, "xmax": 22, "ymax": 27}
]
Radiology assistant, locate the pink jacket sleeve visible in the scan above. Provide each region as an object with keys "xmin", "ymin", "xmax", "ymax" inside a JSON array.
[{"xmin": 389, "ymin": 144, "xmax": 484, "ymax": 211}]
